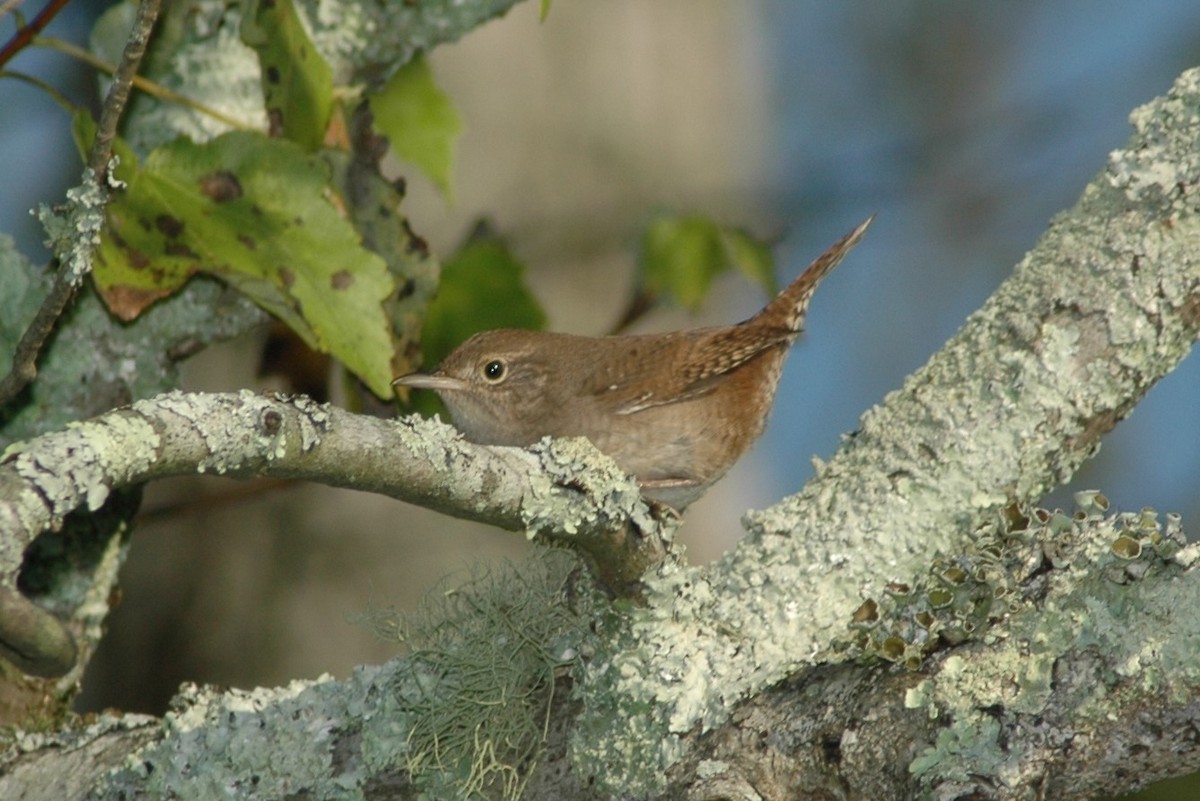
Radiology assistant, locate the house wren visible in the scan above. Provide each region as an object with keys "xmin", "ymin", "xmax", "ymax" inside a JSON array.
[{"xmin": 394, "ymin": 217, "xmax": 871, "ymax": 509}]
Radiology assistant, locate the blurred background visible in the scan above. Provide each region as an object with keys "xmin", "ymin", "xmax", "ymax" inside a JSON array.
[{"xmin": 2, "ymin": 2, "xmax": 1199, "ymax": 796}]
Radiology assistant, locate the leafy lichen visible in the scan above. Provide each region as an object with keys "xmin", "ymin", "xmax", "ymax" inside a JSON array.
[{"xmin": 903, "ymin": 499, "xmax": 1196, "ymax": 793}]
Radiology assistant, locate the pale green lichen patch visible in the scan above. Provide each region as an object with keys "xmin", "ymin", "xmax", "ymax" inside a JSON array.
[
  {"xmin": 1173, "ymin": 540, "xmax": 1200, "ymax": 569},
  {"xmin": 392, "ymin": 412, "xmax": 464, "ymax": 471},
  {"xmin": 571, "ymin": 560, "xmax": 736, "ymax": 794},
  {"xmin": 92, "ymin": 1, "xmax": 268, "ymax": 155},
  {"xmin": 98, "ymin": 676, "xmax": 347, "ymax": 801},
  {"xmin": 141, "ymin": 390, "xmax": 292, "ymax": 474},
  {"xmin": 522, "ymin": 436, "xmax": 657, "ymax": 540},
  {"xmin": 909, "ymin": 713, "xmax": 1009, "ymax": 786},
  {"xmin": 1107, "ymin": 68, "xmax": 1200, "ymax": 204},
  {"xmin": 834, "ymin": 529, "xmax": 1017, "ymax": 671},
  {"xmin": 288, "ymin": 394, "xmax": 331, "ymax": 451},
  {"xmin": 14, "ymin": 708, "xmax": 158, "ymax": 754},
  {"xmin": 8, "ymin": 410, "xmax": 160, "ymax": 534},
  {"xmin": 905, "ymin": 501, "xmax": 1197, "ymax": 792},
  {"xmin": 391, "ymin": 413, "xmax": 539, "ymax": 520},
  {"xmin": 95, "ymin": 0, "xmax": 520, "ymax": 154},
  {"xmin": 35, "ymin": 166, "xmax": 112, "ymax": 284},
  {"xmin": 299, "ymin": 0, "xmax": 523, "ymax": 84}
]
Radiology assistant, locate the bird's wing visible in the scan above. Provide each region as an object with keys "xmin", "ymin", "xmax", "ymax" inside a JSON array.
[{"xmin": 586, "ymin": 326, "xmax": 793, "ymax": 415}]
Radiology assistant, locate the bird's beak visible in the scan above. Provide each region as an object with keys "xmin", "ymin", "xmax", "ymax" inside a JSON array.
[{"xmin": 391, "ymin": 372, "xmax": 468, "ymax": 392}]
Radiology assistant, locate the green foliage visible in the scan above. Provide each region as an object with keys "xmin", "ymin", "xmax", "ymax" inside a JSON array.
[
  {"xmin": 77, "ymin": 2, "xmax": 475, "ymax": 403},
  {"xmin": 371, "ymin": 54, "xmax": 463, "ymax": 198},
  {"xmin": 364, "ymin": 549, "xmax": 594, "ymax": 800},
  {"xmin": 92, "ymin": 130, "xmax": 397, "ymax": 397},
  {"xmin": 639, "ymin": 214, "xmax": 777, "ymax": 311},
  {"xmin": 240, "ymin": 0, "xmax": 334, "ymax": 151},
  {"xmin": 419, "ymin": 228, "xmax": 546, "ymax": 369},
  {"xmin": 0, "ymin": 236, "xmax": 49, "ymax": 383}
]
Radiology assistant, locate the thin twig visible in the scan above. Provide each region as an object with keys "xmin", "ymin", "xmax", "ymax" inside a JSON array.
[
  {"xmin": 0, "ymin": 0, "xmax": 163, "ymax": 408},
  {"xmin": 0, "ymin": 0, "xmax": 68, "ymax": 70},
  {"xmin": 0, "ymin": 67, "xmax": 74, "ymax": 111},
  {"xmin": 0, "ymin": 0, "xmax": 27, "ymax": 24},
  {"xmin": 88, "ymin": 0, "xmax": 161, "ymax": 179}
]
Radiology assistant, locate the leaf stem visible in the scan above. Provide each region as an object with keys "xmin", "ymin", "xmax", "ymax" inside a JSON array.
[
  {"xmin": 0, "ymin": 67, "xmax": 76, "ymax": 112},
  {"xmin": 0, "ymin": 0, "xmax": 70, "ymax": 70},
  {"xmin": 35, "ymin": 34, "xmax": 256, "ymax": 133}
]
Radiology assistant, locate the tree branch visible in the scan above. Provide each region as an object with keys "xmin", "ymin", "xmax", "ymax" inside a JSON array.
[
  {"xmin": 2, "ymin": 509, "xmax": 1198, "ymax": 800},
  {"xmin": 0, "ymin": 389, "xmax": 669, "ymax": 556},
  {"xmin": 3, "ymin": 40, "xmax": 1200, "ymax": 801},
  {"xmin": 664, "ymin": 507, "xmax": 1200, "ymax": 799},
  {"xmin": 87, "ymin": 0, "xmax": 161, "ymax": 180},
  {"xmin": 0, "ymin": 0, "xmax": 70, "ymax": 71},
  {"xmin": 0, "ymin": 391, "xmax": 676, "ymax": 675},
  {"xmin": 570, "ymin": 67, "xmax": 1200, "ymax": 794},
  {"xmin": 0, "ymin": 0, "xmax": 162, "ymax": 408}
]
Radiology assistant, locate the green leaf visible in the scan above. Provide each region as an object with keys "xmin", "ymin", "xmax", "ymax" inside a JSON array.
[
  {"xmin": 420, "ymin": 230, "xmax": 545, "ymax": 369},
  {"xmin": 721, "ymin": 226, "xmax": 777, "ymax": 295},
  {"xmin": 319, "ymin": 149, "xmax": 441, "ymax": 386},
  {"xmin": 540, "ymin": 0, "xmax": 553, "ymax": 22},
  {"xmin": 638, "ymin": 214, "xmax": 776, "ymax": 311},
  {"xmin": 371, "ymin": 55, "xmax": 462, "ymax": 198},
  {"xmin": 94, "ymin": 130, "xmax": 397, "ymax": 397},
  {"xmin": 0, "ymin": 235, "xmax": 50, "ymax": 381},
  {"xmin": 240, "ymin": 0, "xmax": 334, "ymax": 151}
]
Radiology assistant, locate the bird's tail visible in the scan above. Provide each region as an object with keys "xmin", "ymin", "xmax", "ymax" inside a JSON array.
[{"xmin": 759, "ymin": 215, "xmax": 873, "ymax": 333}]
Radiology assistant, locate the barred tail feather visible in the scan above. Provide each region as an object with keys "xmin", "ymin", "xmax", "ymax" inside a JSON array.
[{"xmin": 762, "ymin": 215, "xmax": 873, "ymax": 333}]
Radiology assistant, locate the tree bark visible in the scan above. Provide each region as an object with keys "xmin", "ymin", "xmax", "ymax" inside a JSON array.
[{"xmin": 2, "ymin": 32, "xmax": 1200, "ymax": 801}]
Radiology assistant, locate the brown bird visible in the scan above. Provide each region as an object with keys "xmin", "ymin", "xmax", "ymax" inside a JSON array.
[{"xmin": 394, "ymin": 217, "xmax": 871, "ymax": 509}]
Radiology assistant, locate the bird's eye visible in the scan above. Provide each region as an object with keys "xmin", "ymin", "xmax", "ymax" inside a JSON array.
[{"xmin": 483, "ymin": 360, "xmax": 506, "ymax": 382}]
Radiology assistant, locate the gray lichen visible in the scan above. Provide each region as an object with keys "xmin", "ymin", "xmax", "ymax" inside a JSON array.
[
  {"xmin": 522, "ymin": 436, "xmax": 657, "ymax": 540},
  {"xmin": 567, "ymin": 68, "xmax": 1200, "ymax": 796},
  {"xmin": 33, "ymin": 166, "xmax": 114, "ymax": 285},
  {"xmin": 142, "ymin": 390, "xmax": 297, "ymax": 474},
  {"xmin": 905, "ymin": 501, "xmax": 1197, "ymax": 794},
  {"xmin": 86, "ymin": 550, "xmax": 594, "ymax": 800},
  {"xmin": 5, "ymin": 411, "xmax": 159, "ymax": 536}
]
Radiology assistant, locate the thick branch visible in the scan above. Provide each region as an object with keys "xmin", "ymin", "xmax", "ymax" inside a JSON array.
[
  {"xmin": 2, "ymin": 37, "xmax": 1199, "ymax": 801},
  {"xmin": 0, "ymin": 389, "xmax": 667, "ymax": 554},
  {"xmin": 570, "ymin": 68, "xmax": 1200, "ymax": 793},
  {"xmin": 0, "ymin": 391, "xmax": 673, "ymax": 675},
  {"xmin": 663, "ymin": 510, "xmax": 1200, "ymax": 800},
  {"xmin": 3, "ymin": 511, "xmax": 1197, "ymax": 800}
]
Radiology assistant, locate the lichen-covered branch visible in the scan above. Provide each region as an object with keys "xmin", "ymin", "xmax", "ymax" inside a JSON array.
[
  {"xmin": 0, "ymin": 390, "xmax": 674, "ymax": 675},
  {"xmin": 0, "ymin": 0, "xmax": 162, "ymax": 408},
  {"xmin": 663, "ymin": 504, "xmax": 1200, "ymax": 799},
  {"xmin": 1, "ymin": 548, "xmax": 597, "ymax": 801},
  {"xmin": 2, "ymin": 32, "xmax": 1199, "ymax": 801},
  {"xmin": 0, "ymin": 0, "xmax": 533, "ymax": 704},
  {"xmin": 0, "ymin": 389, "xmax": 669, "ymax": 564},
  {"xmin": 0, "ymin": 243, "xmax": 265, "ymax": 690},
  {"xmin": 570, "ymin": 68, "xmax": 1200, "ymax": 793},
  {"xmin": 2, "ymin": 506, "xmax": 1197, "ymax": 800}
]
